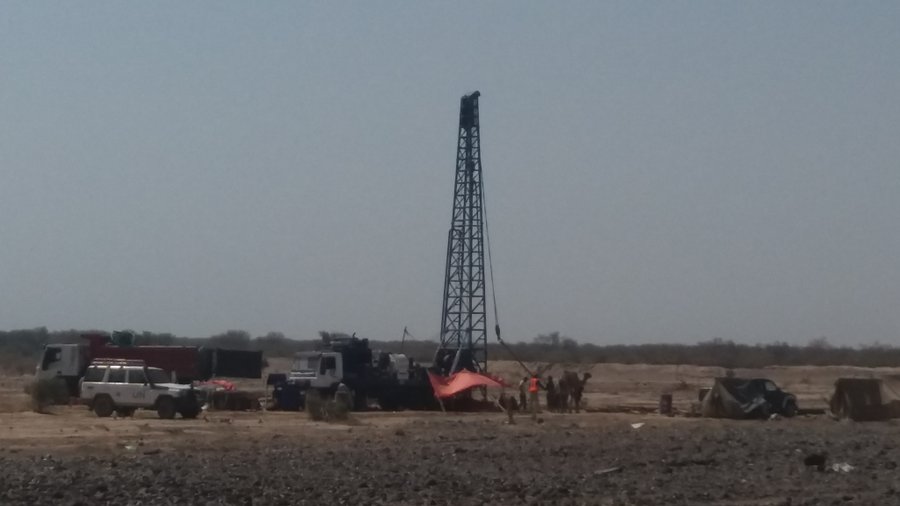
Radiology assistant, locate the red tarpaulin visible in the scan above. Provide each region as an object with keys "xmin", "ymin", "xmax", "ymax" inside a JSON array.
[
  {"xmin": 427, "ymin": 370, "xmax": 511, "ymax": 399},
  {"xmin": 198, "ymin": 379, "xmax": 236, "ymax": 391}
]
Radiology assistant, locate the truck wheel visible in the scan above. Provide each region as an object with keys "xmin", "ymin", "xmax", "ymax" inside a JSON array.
[
  {"xmin": 377, "ymin": 393, "xmax": 399, "ymax": 411},
  {"xmin": 156, "ymin": 397, "xmax": 176, "ymax": 420},
  {"xmin": 782, "ymin": 399, "xmax": 798, "ymax": 418},
  {"xmin": 115, "ymin": 408, "xmax": 135, "ymax": 418},
  {"xmin": 180, "ymin": 404, "xmax": 201, "ymax": 419},
  {"xmin": 353, "ymin": 391, "xmax": 367, "ymax": 411},
  {"xmin": 93, "ymin": 395, "xmax": 114, "ymax": 418}
]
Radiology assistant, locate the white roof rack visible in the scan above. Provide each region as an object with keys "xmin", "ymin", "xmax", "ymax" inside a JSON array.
[{"xmin": 90, "ymin": 358, "xmax": 147, "ymax": 367}]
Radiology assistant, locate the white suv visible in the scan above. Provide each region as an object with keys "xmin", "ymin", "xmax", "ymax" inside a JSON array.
[{"xmin": 80, "ymin": 360, "xmax": 202, "ymax": 419}]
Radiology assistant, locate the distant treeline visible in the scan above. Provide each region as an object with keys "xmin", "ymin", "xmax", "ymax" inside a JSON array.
[{"xmin": 1, "ymin": 328, "xmax": 899, "ymax": 375}]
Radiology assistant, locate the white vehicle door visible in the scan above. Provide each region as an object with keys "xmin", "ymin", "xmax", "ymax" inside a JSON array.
[
  {"xmin": 314, "ymin": 354, "xmax": 342, "ymax": 388},
  {"xmin": 125, "ymin": 368, "xmax": 152, "ymax": 407},
  {"xmin": 144, "ymin": 368, "xmax": 173, "ymax": 405},
  {"xmin": 79, "ymin": 366, "xmax": 107, "ymax": 400},
  {"xmin": 105, "ymin": 367, "xmax": 129, "ymax": 405}
]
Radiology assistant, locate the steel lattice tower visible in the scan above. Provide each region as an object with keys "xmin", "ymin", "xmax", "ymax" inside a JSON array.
[{"xmin": 436, "ymin": 91, "xmax": 487, "ymax": 374}]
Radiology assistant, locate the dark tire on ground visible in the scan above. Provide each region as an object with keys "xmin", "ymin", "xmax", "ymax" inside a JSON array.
[
  {"xmin": 93, "ymin": 395, "xmax": 114, "ymax": 418},
  {"xmin": 180, "ymin": 404, "xmax": 201, "ymax": 419},
  {"xmin": 782, "ymin": 399, "xmax": 799, "ymax": 418},
  {"xmin": 115, "ymin": 408, "xmax": 135, "ymax": 418},
  {"xmin": 157, "ymin": 397, "xmax": 176, "ymax": 420},
  {"xmin": 377, "ymin": 392, "xmax": 400, "ymax": 411},
  {"xmin": 353, "ymin": 391, "xmax": 367, "ymax": 411}
]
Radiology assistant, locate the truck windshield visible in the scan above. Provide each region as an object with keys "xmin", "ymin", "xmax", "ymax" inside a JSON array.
[
  {"xmin": 146, "ymin": 368, "xmax": 171, "ymax": 384},
  {"xmin": 293, "ymin": 356, "xmax": 319, "ymax": 373},
  {"xmin": 41, "ymin": 347, "xmax": 61, "ymax": 371}
]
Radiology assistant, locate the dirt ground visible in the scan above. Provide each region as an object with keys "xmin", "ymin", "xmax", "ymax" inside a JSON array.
[{"xmin": 3, "ymin": 362, "xmax": 900, "ymax": 505}]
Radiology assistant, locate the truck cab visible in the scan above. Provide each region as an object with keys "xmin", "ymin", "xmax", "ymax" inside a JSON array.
[
  {"xmin": 746, "ymin": 378, "xmax": 798, "ymax": 417},
  {"xmin": 35, "ymin": 344, "xmax": 89, "ymax": 393},
  {"xmin": 270, "ymin": 336, "xmax": 426, "ymax": 412},
  {"xmin": 290, "ymin": 351, "xmax": 344, "ymax": 389},
  {"xmin": 36, "ymin": 344, "xmax": 86, "ymax": 379}
]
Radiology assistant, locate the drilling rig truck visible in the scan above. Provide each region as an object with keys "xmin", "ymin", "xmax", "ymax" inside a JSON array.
[{"xmin": 269, "ymin": 335, "xmax": 435, "ymax": 411}]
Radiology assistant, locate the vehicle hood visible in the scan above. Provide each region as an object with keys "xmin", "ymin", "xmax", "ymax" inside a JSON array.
[{"xmin": 154, "ymin": 383, "xmax": 192, "ymax": 391}]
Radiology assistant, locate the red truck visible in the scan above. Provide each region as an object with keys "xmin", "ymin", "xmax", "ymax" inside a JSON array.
[{"xmin": 36, "ymin": 332, "xmax": 263, "ymax": 395}]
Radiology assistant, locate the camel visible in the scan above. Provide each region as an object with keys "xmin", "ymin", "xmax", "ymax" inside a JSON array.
[{"xmin": 559, "ymin": 371, "xmax": 592, "ymax": 413}]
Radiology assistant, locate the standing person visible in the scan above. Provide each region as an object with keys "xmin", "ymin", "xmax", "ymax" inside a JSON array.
[
  {"xmin": 498, "ymin": 392, "xmax": 515, "ymax": 424},
  {"xmin": 528, "ymin": 375, "xmax": 542, "ymax": 421},
  {"xmin": 546, "ymin": 376, "xmax": 557, "ymax": 412},
  {"xmin": 518, "ymin": 376, "xmax": 529, "ymax": 411}
]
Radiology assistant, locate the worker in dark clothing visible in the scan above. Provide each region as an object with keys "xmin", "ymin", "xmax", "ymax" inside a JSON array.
[
  {"xmin": 546, "ymin": 376, "xmax": 557, "ymax": 412},
  {"xmin": 441, "ymin": 352, "xmax": 454, "ymax": 375},
  {"xmin": 518, "ymin": 376, "xmax": 529, "ymax": 411}
]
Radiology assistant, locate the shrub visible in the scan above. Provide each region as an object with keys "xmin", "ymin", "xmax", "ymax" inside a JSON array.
[
  {"xmin": 304, "ymin": 389, "xmax": 351, "ymax": 422},
  {"xmin": 304, "ymin": 390, "xmax": 325, "ymax": 421},
  {"xmin": 0, "ymin": 352, "xmax": 37, "ymax": 376},
  {"xmin": 330, "ymin": 397, "xmax": 350, "ymax": 421}
]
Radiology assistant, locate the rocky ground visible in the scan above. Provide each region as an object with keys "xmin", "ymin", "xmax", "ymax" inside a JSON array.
[{"xmin": 1, "ymin": 409, "xmax": 898, "ymax": 505}]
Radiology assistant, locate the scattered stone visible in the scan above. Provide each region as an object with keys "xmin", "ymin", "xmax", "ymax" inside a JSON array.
[{"xmin": 0, "ymin": 415, "xmax": 893, "ymax": 505}]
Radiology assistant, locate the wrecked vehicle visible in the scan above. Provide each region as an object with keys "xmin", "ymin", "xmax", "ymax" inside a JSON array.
[
  {"xmin": 701, "ymin": 377, "xmax": 798, "ymax": 419},
  {"xmin": 829, "ymin": 377, "xmax": 900, "ymax": 421}
]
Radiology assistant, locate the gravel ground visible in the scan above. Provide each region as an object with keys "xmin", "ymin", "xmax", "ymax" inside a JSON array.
[{"xmin": 2, "ymin": 413, "xmax": 899, "ymax": 505}]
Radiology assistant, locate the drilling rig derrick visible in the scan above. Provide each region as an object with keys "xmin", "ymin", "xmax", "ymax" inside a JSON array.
[{"xmin": 436, "ymin": 91, "xmax": 488, "ymax": 374}]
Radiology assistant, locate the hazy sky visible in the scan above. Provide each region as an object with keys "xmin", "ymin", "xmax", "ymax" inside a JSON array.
[{"xmin": 1, "ymin": 2, "xmax": 898, "ymax": 345}]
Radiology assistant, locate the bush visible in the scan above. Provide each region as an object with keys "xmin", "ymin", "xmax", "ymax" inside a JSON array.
[
  {"xmin": 330, "ymin": 397, "xmax": 350, "ymax": 421},
  {"xmin": 28, "ymin": 378, "xmax": 69, "ymax": 413},
  {"xmin": 0, "ymin": 352, "xmax": 38, "ymax": 376},
  {"xmin": 305, "ymin": 390, "xmax": 325, "ymax": 421},
  {"xmin": 304, "ymin": 389, "xmax": 351, "ymax": 422}
]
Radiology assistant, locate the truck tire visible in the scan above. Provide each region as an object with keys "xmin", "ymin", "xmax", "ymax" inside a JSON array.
[
  {"xmin": 180, "ymin": 404, "xmax": 201, "ymax": 419},
  {"xmin": 93, "ymin": 395, "xmax": 114, "ymax": 418},
  {"xmin": 782, "ymin": 399, "xmax": 798, "ymax": 418},
  {"xmin": 353, "ymin": 391, "xmax": 367, "ymax": 411},
  {"xmin": 377, "ymin": 392, "xmax": 400, "ymax": 411},
  {"xmin": 156, "ymin": 397, "xmax": 176, "ymax": 420},
  {"xmin": 115, "ymin": 408, "xmax": 135, "ymax": 418}
]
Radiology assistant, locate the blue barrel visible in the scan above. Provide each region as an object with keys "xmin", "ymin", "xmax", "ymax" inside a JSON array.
[{"xmin": 274, "ymin": 383, "xmax": 304, "ymax": 411}]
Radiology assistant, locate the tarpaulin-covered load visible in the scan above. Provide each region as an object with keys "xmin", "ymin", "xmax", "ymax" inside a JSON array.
[
  {"xmin": 701, "ymin": 378, "xmax": 766, "ymax": 419},
  {"xmin": 830, "ymin": 377, "xmax": 900, "ymax": 421},
  {"xmin": 701, "ymin": 377, "xmax": 797, "ymax": 419},
  {"xmin": 427, "ymin": 370, "xmax": 510, "ymax": 399}
]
